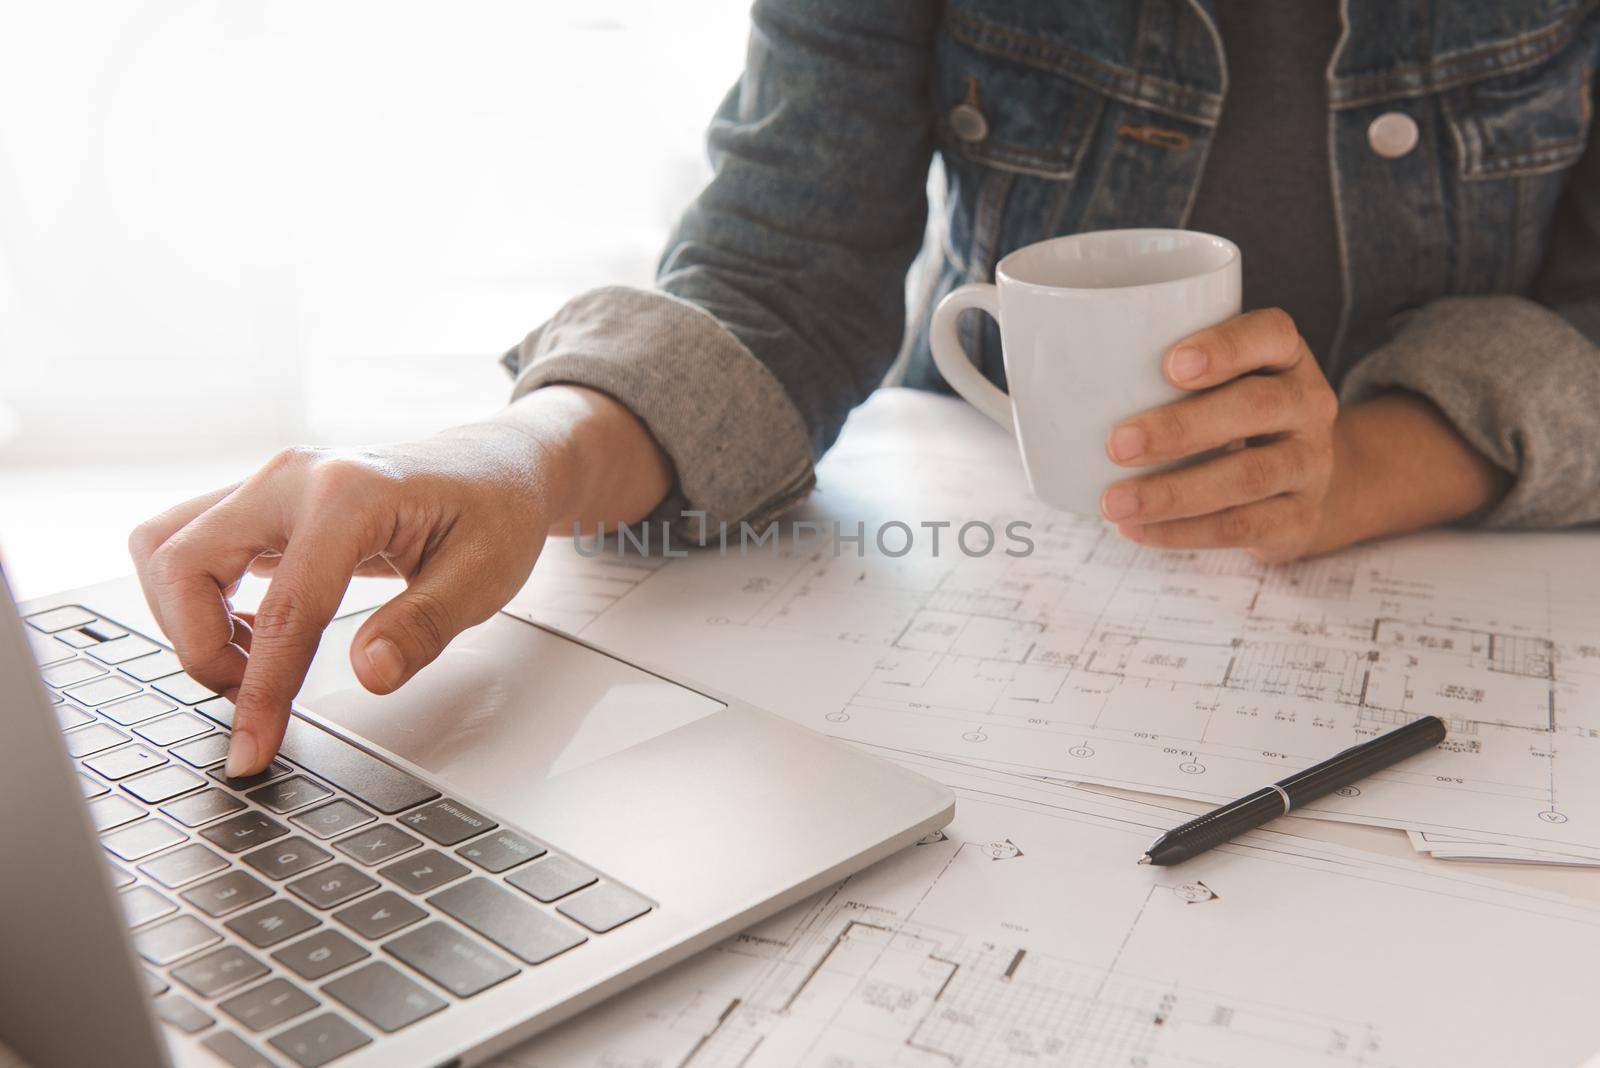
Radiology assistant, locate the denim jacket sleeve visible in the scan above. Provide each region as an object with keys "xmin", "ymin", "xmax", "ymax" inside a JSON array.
[
  {"xmin": 506, "ymin": 0, "xmax": 938, "ymax": 534},
  {"xmin": 1340, "ymin": 98, "xmax": 1600, "ymax": 529}
]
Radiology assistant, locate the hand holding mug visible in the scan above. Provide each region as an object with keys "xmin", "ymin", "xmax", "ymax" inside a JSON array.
[{"xmin": 1099, "ymin": 308, "xmax": 1339, "ymax": 562}]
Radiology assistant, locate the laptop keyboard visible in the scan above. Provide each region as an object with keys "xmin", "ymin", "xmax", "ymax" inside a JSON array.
[{"xmin": 25, "ymin": 604, "xmax": 655, "ymax": 1068}]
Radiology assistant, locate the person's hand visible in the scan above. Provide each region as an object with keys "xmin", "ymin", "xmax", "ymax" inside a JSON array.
[
  {"xmin": 129, "ymin": 386, "xmax": 672, "ymax": 777},
  {"xmin": 1098, "ymin": 308, "xmax": 1339, "ymax": 562}
]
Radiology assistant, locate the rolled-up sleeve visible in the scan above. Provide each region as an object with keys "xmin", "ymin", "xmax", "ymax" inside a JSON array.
[
  {"xmin": 503, "ymin": 0, "xmax": 937, "ymax": 536},
  {"xmin": 1339, "ymin": 296, "xmax": 1600, "ymax": 527},
  {"xmin": 504, "ymin": 286, "xmax": 814, "ymax": 533},
  {"xmin": 1340, "ymin": 93, "xmax": 1600, "ymax": 529}
]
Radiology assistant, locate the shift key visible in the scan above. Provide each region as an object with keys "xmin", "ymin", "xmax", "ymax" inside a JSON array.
[{"xmin": 428, "ymin": 878, "xmax": 585, "ymax": 965}]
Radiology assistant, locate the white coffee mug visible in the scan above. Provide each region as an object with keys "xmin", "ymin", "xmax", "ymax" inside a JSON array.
[{"xmin": 930, "ymin": 229, "xmax": 1241, "ymax": 516}]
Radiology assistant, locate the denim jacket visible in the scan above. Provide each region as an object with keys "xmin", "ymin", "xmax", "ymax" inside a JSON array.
[{"xmin": 509, "ymin": 1, "xmax": 1600, "ymax": 532}]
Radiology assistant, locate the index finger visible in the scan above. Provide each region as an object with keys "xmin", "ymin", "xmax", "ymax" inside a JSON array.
[
  {"xmin": 224, "ymin": 520, "xmax": 364, "ymax": 776},
  {"xmin": 1163, "ymin": 307, "xmax": 1307, "ymax": 389}
]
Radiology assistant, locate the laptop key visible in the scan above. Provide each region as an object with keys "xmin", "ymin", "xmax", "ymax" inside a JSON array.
[
  {"xmin": 101, "ymin": 692, "xmax": 178, "ymax": 726},
  {"xmin": 195, "ymin": 696, "xmax": 237, "ymax": 726},
  {"xmin": 384, "ymin": 920, "xmax": 519, "ymax": 997},
  {"xmin": 64, "ymin": 674, "xmax": 141, "ymax": 707},
  {"xmin": 153, "ymin": 673, "xmax": 217, "ymax": 706},
  {"xmin": 135, "ymin": 914, "xmax": 221, "ymax": 965},
  {"xmin": 144, "ymin": 969, "xmax": 169, "ymax": 996},
  {"xmin": 201, "ymin": 812, "xmax": 290, "ymax": 854},
  {"xmin": 287, "ymin": 862, "xmax": 379, "ymax": 909},
  {"xmin": 27, "ymin": 629, "xmax": 76, "ymax": 667},
  {"xmin": 181, "ymin": 870, "xmax": 273, "ymax": 917},
  {"xmin": 323, "ymin": 961, "xmax": 446, "ymax": 1034},
  {"xmin": 377, "ymin": 850, "xmax": 470, "ymax": 895},
  {"xmin": 332, "ymin": 890, "xmax": 425, "ymax": 940},
  {"xmin": 209, "ymin": 760, "xmax": 293, "ymax": 792},
  {"xmin": 429, "ymin": 877, "xmax": 587, "ymax": 965},
  {"xmin": 172, "ymin": 733, "xmax": 232, "ymax": 767},
  {"xmin": 268, "ymin": 1011, "xmax": 371, "ymax": 1068},
  {"xmin": 334, "ymin": 823, "xmax": 421, "ymax": 866},
  {"xmin": 123, "ymin": 765, "xmax": 205, "ymax": 804},
  {"xmin": 456, "ymin": 829, "xmax": 546, "ymax": 873},
  {"xmin": 226, "ymin": 898, "xmax": 320, "ymax": 948},
  {"xmin": 122, "ymin": 649, "xmax": 185, "ymax": 682},
  {"xmin": 57, "ymin": 703, "xmax": 95, "ymax": 730},
  {"xmin": 172, "ymin": 945, "xmax": 269, "ymax": 999},
  {"xmin": 153, "ymin": 992, "xmax": 214, "ymax": 1034},
  {"xmin": 248, "ymin": 775, "xmax": 333, "ymax": 814},
  {"xmin": 219, "ymin": 977, "xmax": 319, "ymax": 1033},
  {"xmin": 243, "ymin": 835, "xmax": 333, "ymax": 880},
  {"xmin": 398, "ymin": 798, "xmax": 496, "ymax": 846},
  {"xmin": 140, "ymin": 843, "xmax": 229, "ymax": 888},
  {"xmin": 558, "ymin": 882, "xmax": 653, "ymax": 934},
  {"xmin": 85, "ymin": 743, "xmax": 168, "ymax": 781},
  {"xmin": 79, "ymin": 772, "xmax": 110, "ymax": 798},
  {"xmin": 135, "ymin": 711, "xmax": 211, "ymax": 746},
  {"xmin": 119, "ymin": 884, "xmax": 177, "ymax": 928},
  {"xmin": 291, "ymin": 799, "xmax": 375, "ymax": 840},
  {"xmin": 273, "ymin": 930, "xmax": 370, "ymax": 981},
  {"xmin": 26, "ymin": 605, "xmax": 96, "ymax": 632},
  {"xmin": 106, "ymin": 862, "xmax": 136, "ymax": 888},
  {"xmin": 162, "ymin": 788, "xmax": 247, "ymax": 827},
  {"xmin": 41, "ymin": 657, "xmax": 106, "ymax": 688},
  {"xmin": 88, "ymin": 793, "xmax": 146, "ymax": 832},
  {"xmin": 102, "ymin": 818, "xmax": 187, "ymax": 861},
  {"xmin": 506, "ymin": 855, "xmax": 597, "ymax": 903},
  {"xmin": 85, "ymin": 633, "xmax": 160, "ymax": 664},
  {"xmin": 63, "ymin": 721, "xmax": 127, "ymax": 757},
  {"xmin": 201, "ymin": 1031, "xmax": 277, "ymax": 1068}
]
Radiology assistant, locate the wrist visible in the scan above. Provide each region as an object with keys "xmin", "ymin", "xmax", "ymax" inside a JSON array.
[
  {"xmin": 477, "ymin": 385, "xmax": 674, "ymax": 531},
  {"xmin": 1312, "ymin": 393, "xmax": 1507, "ymax": 554}
]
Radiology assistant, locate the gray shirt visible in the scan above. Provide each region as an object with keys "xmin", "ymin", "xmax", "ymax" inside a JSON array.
[{"xmin": 1187, "ymin": 1, "xmax": 1343, "ymax": 360}]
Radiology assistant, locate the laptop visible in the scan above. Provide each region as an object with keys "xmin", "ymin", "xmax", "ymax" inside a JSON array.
[{"xmin": 0, "ymin": 563, "xmax": 954, "ymax": 1068}]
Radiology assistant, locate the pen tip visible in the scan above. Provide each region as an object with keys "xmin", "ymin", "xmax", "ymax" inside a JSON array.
[{"xmin": 1137, "ymin": 855, "xmax": 1152, "ymax": 866}]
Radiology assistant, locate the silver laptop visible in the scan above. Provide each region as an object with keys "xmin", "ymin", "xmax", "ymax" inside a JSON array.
[{"xmin": 0, "ymin": 564, "xmax": 953, "ymax": 1068}]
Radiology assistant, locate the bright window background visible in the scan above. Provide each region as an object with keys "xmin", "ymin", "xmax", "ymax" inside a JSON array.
[{"xmin": 0, "ymin": 0, "xmax": 752, "ymax": 598}]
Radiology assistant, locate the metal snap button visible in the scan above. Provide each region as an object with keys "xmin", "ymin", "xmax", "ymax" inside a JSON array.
[
  {"xmin": 949, "ymin": 103, "xmax": 989, "ymax": 144},
  {"xmin": 1367, "ymin": 111, "xmax": 1419, "ymax": 159}
]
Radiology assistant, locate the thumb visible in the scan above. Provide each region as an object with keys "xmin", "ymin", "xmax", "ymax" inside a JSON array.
[{"xmin": 349, "ymin": 549, "xmax": 504, "ymax": 695}]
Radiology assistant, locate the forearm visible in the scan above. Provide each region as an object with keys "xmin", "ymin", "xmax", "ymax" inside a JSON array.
[
  {"xmin": 468, "ymin": 385, "xmax": 673, "ymax": 534},
  {"xmin": 1311, "ymin": 392, "xmax": 1508, "ymax": 554}
]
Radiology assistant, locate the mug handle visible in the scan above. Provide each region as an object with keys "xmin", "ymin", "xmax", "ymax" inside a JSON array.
[{"xmin": 928, "ymin": 283, "xmax": 1014, "ymax": 432}]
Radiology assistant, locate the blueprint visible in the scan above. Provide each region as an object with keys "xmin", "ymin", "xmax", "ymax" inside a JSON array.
[
  {"xmin": 495, "ymin": 764, "xmax": 1600, "ymax": 1067},
  {"xmin": 508, "ymin": 392, "xmax": 1600, "ymax": 859}
]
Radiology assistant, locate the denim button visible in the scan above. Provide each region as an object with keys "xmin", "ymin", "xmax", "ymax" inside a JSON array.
[
  {"xmin": 949, "ymin": 103, "xmax": 989, "ymax": 143},
  {"xmin": 1367, "ymin": 111, "xmax": 1418, "ymax": 159}
]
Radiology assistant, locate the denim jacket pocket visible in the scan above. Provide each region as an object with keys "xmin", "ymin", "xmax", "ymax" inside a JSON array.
[
  {"xmin": 934, "ymin": 15, "xmax": 1107, "ymax": 181},
  {"xmin": 1448, "ymin": 50, "xmax": 1593, "ymax": 179}
]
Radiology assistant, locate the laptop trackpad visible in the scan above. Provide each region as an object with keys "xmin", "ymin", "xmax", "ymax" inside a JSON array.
[{"xmin": 295, "ymin": 611, "xmax": 724, "ymax": 794}]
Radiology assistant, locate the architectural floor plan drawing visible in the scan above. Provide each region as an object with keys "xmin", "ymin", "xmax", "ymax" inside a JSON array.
[
  {"xmin": 494, "ymin": 772, "xmax": 1600, "ymax": 1067},
  {"xmin": 508, "ymin": 393, "xmax": 1600, "ymax": 859}
]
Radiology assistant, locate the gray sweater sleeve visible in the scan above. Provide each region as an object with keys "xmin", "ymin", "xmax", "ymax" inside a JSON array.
[
  {"xmin": 1340, "ymin": 103, "xmax": 1600, "ymax": 529},
  {"xmin": 504, "ymin": 286, "xmax": 815, "ymax": 534}
]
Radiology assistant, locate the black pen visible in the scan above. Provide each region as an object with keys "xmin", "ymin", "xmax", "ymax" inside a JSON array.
[{"xmin": 1139, "ymin": 715, "xmax": 1448, "ymax": 866}]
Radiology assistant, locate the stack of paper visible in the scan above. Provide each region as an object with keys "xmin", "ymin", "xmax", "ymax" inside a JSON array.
[{"xmin": 509, "ymin": 390, "xmax": 1600, "ymax": 870}]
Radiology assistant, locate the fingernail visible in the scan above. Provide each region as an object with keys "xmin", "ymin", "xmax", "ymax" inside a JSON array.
[
  {"xmin": 1101, "ymin": 486, "xmax": 1139, "ymax": 521},
  {"xmin": 225, "ymin": 730, "xmax": 259, "ymax": 779},
  {"xmin": 1109, "ymin": 425, "xmax": 1147, "ymax": 462},
  {"xmin": 1168, "ymin": 346, "xmax": 1207, "ymax": 383},
  {"xmin": 363, "ymin": 637, "xmax": 406, "ymax": 692}
]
